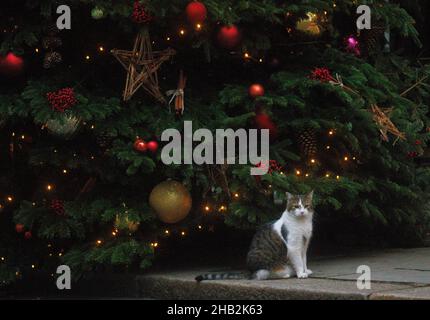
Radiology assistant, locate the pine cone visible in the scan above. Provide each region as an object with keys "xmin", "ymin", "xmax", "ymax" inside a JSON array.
[
  {"xmin": 42, "ymin": 36, "xmax": 62, "ymax": 50},
  {"xmin": 96, "ymin": 132, "xmax": 114, "ymax": 149},
  {"xmin": 360, "ymin": 20, "xmax": 386, "ymax": 56},
  {"xmin": 45, "ymin": 24, "xmax": 60, "ymax": 36},
  {"xmin": 297, "ymin": 128, "xmax": 318, "ymax": 159},
  {"xmin": 43, "ymin": 52, "xmax": 62, "ymax": 69}
]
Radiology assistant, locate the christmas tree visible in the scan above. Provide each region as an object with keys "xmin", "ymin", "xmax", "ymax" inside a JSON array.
[{"xmin": 1, "ymin": 0, "xmax": 429, "ymax": 288}]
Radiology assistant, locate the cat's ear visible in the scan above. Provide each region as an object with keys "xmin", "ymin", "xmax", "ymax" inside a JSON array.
[
  {"xmin": 285, "ymin": 192, "xmax": 293, "ymax": 201},
  {"xmin": 306, "ymin": 190, "xmax": 314, "ymax": 199}
]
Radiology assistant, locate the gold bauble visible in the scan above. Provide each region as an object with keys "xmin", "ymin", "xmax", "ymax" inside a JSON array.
[
  {"xmin": 114, "ymin": 214, "xmax": 140, "ymax": 233},
  {"xmin": 296, "ymin": 12, "xmax": 321, "ymax": 36},
  {"xmin": 149, "ymin": 180, "xmax": 192, "ymax": 224}
]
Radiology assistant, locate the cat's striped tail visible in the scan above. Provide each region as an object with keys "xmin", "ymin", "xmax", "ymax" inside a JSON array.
[{"xmin": 195, "ymin": 272, "xmax": 250, "ymax": 282}]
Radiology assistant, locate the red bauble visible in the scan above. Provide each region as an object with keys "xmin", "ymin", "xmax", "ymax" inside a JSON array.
[
  {"xmin": 217, "ymin": 25, "xmax": 241, "ymax": 49},
  {"xmin": 147, "ymin": 141, "xmax": 159, "ymax": 153},
  {"xmin": 0, "ymin": 52, "xmax": 24, "ymax": 76},
  {"xmin": 15, "ymin": 224, "xmax": 25, "ymax": 233},
  {"xmin": 24, "ymin": 231, "xmax": 32, "ymax": 240},
  {"xmin": 255, "ymin": 112, "xmax": 278, "ymax": 138},
  {"xmin": 249, "ymin": 84, "xmax": 265, "ymax": 98},
  {"xmin": 186, "ymin": 1, "xmax": 207, "ymax": 24},
  {"xmin": 134, "ymin": 138, "xmax": 147, "ymax": 152}
]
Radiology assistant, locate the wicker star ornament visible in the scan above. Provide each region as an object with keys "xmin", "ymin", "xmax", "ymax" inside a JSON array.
[
  {"xmin": 111, "ymin": 29, "xmax": 175, "ymax": 103},
  {"xmin": 370, "ymin": 104, "xmax": 406, "ymax": 143}
]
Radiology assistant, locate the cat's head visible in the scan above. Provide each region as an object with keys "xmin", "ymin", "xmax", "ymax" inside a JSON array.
[{"xmin": 285, "ymin": 191, "xmax": 314, "ymax": 218}]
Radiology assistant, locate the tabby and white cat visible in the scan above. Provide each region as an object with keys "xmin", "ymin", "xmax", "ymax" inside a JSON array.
[{"xmin": 195, "ymin": 191, "xmax": 314, "ymax": 281}]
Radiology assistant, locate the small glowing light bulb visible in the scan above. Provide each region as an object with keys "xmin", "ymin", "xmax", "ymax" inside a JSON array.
[
  {"xmin": 166, "ymin": 37, "xmax": 171, "ymax": 41},
  {"xmin": 35, "ymin": 48, "xmax": 39, "ymax": 53},
  {"xmin": 329, "ymin": 130, "xmax": 334, "ymax": 136},
  {"xmin": 63, "ymin": 169, "xmax": 68, "ymax": 174},
  {"xmin": 179, "ymin": 29, "xmax": 185, "ymax": 36},
  {"xmin": 234, "ymin": 193, "xmax": 239, "ymax": 198},
  {"xmin": 7, "ymin": 196, "xmax": 13, "ymax": 202},
  {"xmin": 196, "ymin": 23, "xmax": 202, "ymax": 30},
  {"xmin": 296, "ymin": 170, "xmax": 301, "ymax": 175},
  {"xmin": 204, "ymin": 205, "xmax": 210, "ymax": 212},
  {"xmin": 47, "ymin": 184, "xmax": 53, "ymax": 191},
  {"xmin": 85, "ymin": 55, "xmax": 90, "ymax": 60},
  {"xmin": 165, "ymin": 230, "xmax": 169, "ymax": 235},
  {"xmin": 96, "ymin": 240, "xmax": 102, "ymax": 245},
  {"xmin": 311, "ymin": 159, "xmax": 316, "ymax": 164},
  {"xmin": 99, "ymin": 46, "xmax": 104, "ymax": 52},
  {"xmin": 244, "ymin": 52, "xmax": 250, "ymax": 59},
  {"xmin": 181, "ymin": 231, "xmax": 186, "ymax": 236},
  {"xmin": 344, "ymin": 156, "xmax": 349, "ymax": 161},
  {"xmin": 31, "ymin": 264, "xmax": 35, "ymax": 269}
]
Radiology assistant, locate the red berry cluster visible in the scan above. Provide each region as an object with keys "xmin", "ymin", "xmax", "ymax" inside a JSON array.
[
  {"xmin": 310, "ymin": 67, "xmax": 334, "ymax": 82},
  {"xmin": 132, "ymin": 1, "xmax": 153, "ymax": 24},
  {"xmin": 256, "ymin": 160, "xmax": 283, "ymax": 174},
  {"xmin": 50, "ymin": 200, "xmax": 66, "ymax": 216},
  {"xmin": 408, "ymin": 151, "xmax": 419, "ymax": 158},
  {"xmin": 46, "ymin": 87, "xmax": 77, "ymax": 112}
]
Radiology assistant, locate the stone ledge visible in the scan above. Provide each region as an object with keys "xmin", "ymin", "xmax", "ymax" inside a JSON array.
[
  {"xmin": 370, "ymin": 285, "xmax": 430, "ymax": 300},
  {"xmin": 137, "ymin": 271, "xmax": 424, "ymax": 300}
]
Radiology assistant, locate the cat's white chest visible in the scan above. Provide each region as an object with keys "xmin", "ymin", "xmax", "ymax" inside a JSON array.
[
  {"xmin": 288, "ymin": 221, "xmax": 312, "ymax": 241},
  {"xmin": 273, "ymin": 214, "xmax": 312, "ymax": 247}
]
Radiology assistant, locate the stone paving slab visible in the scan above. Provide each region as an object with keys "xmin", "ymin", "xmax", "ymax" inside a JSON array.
[{"xmin": 310, "ymin": 248, "xmax": 430, "ymax": 284}]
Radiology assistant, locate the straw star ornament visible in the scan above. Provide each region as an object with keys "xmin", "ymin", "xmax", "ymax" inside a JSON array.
[{"xmin": 111, "ymin": 29, "xmax": 175, "ymax": 103}]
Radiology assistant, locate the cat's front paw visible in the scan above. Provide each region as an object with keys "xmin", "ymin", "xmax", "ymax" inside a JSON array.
[
  {"xmin": 305, "ymin": 269, "xmax": 313, "ymax": 275},
  {"xmin": 297, "ymin": 272, "xmax": 308, "ymax": 279}
]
